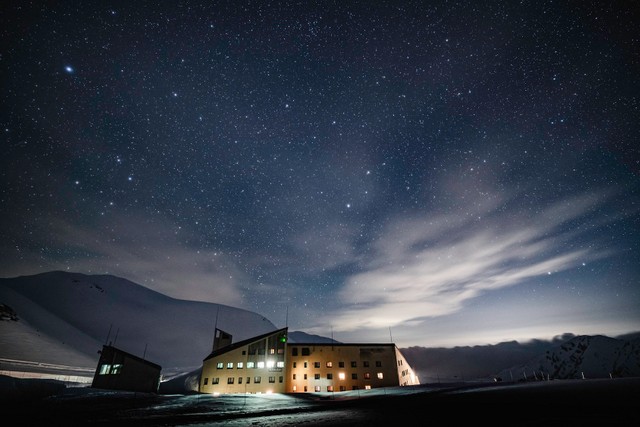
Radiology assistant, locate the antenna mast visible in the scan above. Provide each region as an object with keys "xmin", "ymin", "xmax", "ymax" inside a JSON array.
[{"xmin": 105, "ymin": 323, "xmax": 113, "ymax": 345}]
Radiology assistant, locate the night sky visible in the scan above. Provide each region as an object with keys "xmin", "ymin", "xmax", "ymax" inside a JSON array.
[{"xmin": 2, "ymin": 1, "xmax": 639, "ymax": 348}]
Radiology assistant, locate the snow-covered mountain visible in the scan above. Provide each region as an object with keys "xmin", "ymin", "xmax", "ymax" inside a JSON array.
[
  {"xmin": 402, "ymin": 333, "xmax": 640, "ymax": 383},
  {"xmin": 495, "ymin": 334, "xmax": 640, "ymax": 381},
  {"xmin": 0, "ymin": 271, "xmax": 280, "ymax": 375},
  {"xmin": 2, "ymin": 271, "xmax": 638, "ymax": 391}
]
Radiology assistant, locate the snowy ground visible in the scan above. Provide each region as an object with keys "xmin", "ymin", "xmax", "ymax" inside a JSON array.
[{"xmin": 2, "ymin": 376, "xmax": 639, "ymax": 426}]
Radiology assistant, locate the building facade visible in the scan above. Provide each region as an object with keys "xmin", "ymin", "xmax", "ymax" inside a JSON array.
[
  {"xmin": 200, "ymin": 328, "xmax": 288, "ymax": 394},
  {"xmin": 199, "ymin": 327, "xmax": 420, "ymax": 395},
  {"xmin": 92, "ymin": 345, "xmax": 162, "ymax": 393}
]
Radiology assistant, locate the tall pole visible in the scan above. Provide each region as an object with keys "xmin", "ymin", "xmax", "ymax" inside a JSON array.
[
  {"xmin": 105, "ymin": 324, "xmax": 113, "ymax": 345},
  {"xmin": 212, "ymin": 306, "xmax": 220, "ymax": 351}
]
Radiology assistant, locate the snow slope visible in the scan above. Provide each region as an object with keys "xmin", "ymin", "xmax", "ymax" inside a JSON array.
[
  {"xmin": 496, "ymin": 334, "xmax": 640, "ymax": 380},
  {"xmin": 0, "ymin": 271, "xmax": 279, "ymax": 373}
]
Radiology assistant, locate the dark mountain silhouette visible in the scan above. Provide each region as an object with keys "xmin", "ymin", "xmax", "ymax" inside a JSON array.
[
  {"xmin": 2, "ymin": 271, "xmax": 638, "ymax": 391},
  {"xmin": 403, "ymin": 333, "xmax": 640, "ymax": 382}
]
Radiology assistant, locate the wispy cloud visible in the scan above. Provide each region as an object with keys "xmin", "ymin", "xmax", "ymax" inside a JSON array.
[
  {"xmin": 5, "ymin": 214, "xmax": 247, "ymax": 306},
  {"xmin": 319, "ymin": 190, "xmax": 616, "ymax": 333}
]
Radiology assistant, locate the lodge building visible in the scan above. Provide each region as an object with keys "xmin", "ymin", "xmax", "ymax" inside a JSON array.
[
  {"xmin": 199, "ymin": 327, "xmax": 420, "ymax": 395},
  {"xmin": 92, "ymin": 344, "xmax": 161, "ymax": 393}
]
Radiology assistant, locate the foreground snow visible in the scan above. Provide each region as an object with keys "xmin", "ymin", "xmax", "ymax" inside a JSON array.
[{"xmin": 2, "ymin": 375, "xmax": 639, "ymax": 426}]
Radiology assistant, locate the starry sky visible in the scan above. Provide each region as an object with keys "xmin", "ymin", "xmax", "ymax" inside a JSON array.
[{"xmin": 2, "ymin": 1, "xmax": 639, "ymax": 348}]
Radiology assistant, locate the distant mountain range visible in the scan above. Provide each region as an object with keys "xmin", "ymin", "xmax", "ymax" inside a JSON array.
[
  {"xmin": 402, "ymin": 332, "xmax": 640, "ymax": 382},
  {"xmin": 2, "ymin": 271, "xmax": 639, "ymax": 391}
]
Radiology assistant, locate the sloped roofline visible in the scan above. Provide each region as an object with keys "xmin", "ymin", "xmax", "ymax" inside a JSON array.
[
  {"xmin": 101, "ymin": 344, "xmax": 162, "ymax": 370},
  {"xmin": 203, "ymin": 327, "xmax": 288, "ymax": 361}
]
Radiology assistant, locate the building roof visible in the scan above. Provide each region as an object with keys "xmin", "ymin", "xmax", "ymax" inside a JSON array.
[
  {"xmin": 288, "ymin": 342, "xmax": 397, "ymax": 348},
  {"xmin": 203, "ymin": 327, "xmax": 288, "ymax": 362},
  {"xmin": 100, "ymin": 345, "xmax": 162, "ymax": 370}
]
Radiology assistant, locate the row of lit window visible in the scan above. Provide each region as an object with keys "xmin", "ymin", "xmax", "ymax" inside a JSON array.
[
  {"xmin": 98, "ymin": 363, "xmax": 123, "ymax": 375},
  {"xmin": 293, "ymin": 372, "xmax": 384, "ymax": 380},
  {"xmin": 292, "ymin": 385, "xmax": 373, "ymax": 392},
  {"xmin": 203, "ymin": 376, "xmax": 284, "ymax": 385},
  {"xmin": 241, "ymin": 348, "xmax": 284, "ymax": 355},
  {"xmin": 293, "ymin": 360, "xmax": 383, "ymax": 369},
  {"xmin": 216, "ymin": 361, "xmax": 285, "ymax": 369}
]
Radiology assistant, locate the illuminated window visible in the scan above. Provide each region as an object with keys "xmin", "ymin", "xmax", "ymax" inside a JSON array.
[
  {"xmin": 266, "ymin": 360, "xmax": 275, "ymax": 368},
  {"xmin": 326, "ymin": 362, "xmax": 333, "ymax": 368},
  {"xmin": 99, "ymin": 364, "xmax": 111, "ymax": 375},
  {"xmin": 110, "ymin": 364, "xmax": 122, "ymax": 374},
  {"xmin": 254, "ymin": 376, "xmax": 261, "ymax": 383},
  {"xmin": 270, "ymin": 348, "xmax": 275, "ymax": 355},
  {"xmin": 216, "ymin": 363, "xmax": 224, "ymax": 369},
  {"xmin": 276, "ymin": 361, "xmax": 284, "ymax": 368},
  {"xmin": 338, "ymin": 373, "xmax": 345, "ymax": 380},
  {"xmin": 277, "ymin": 348, "xmax": 284, "ymax": 354},
  {"xmin": 314, "ymin": 362, "xmax": 320, "ymax": 368},
  {"xmin": 293, "ymin": 385, "xmax": 297, "ymax": 392},
  {"xmin": 227, "ymin": 362, "xmax": 234, "ymax": 369},
  {"xmin": 377, "ymin": 372, "xmax": 384, "ymax": 379},
  {"xmin": 327, "ymin": 386, "xmax": 334, "ymax": 392},
  {"xmin": 227, "ymin": 377, "xmax": 234, "ymax": 384},
  {"xmin": 237, "ymin": 362, "xmax": 243, "ymax": 369},
  {"xmin": 269, "ymin": 376, "xmax": 275, "ymax": 383},
  {"xmin": 247, "ymin": 362, "xmax": 255, "ymax": 368},
  {"xmin": 315, "ymin": 386, "xmax": 321, "ymax": 392},
  {"xmin": 365, "ymin": 385, "xmax": 371, "ymax": 390},
  {"xmin": 257, "ymin": 361, "xmax": 265, "ymax": 368},
  {"xmin": 314, "ymin": 374, "xmax": 320, "ymax": 380}
]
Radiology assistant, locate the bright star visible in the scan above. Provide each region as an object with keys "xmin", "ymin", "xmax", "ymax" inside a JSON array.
[{"xmin": 65, "ymin": 66, "xmax": 74, "ymax": 73}]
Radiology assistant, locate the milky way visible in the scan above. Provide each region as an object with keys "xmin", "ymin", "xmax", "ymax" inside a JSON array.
[{"xmin": 2, "ymin": 1, "xmax": 638, "ymax": 347}]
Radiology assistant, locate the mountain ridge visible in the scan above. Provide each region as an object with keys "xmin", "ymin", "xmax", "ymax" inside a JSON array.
[
  {"xmin": 0, "ymin": 271, "xmax": 278, "ymax": 371},
  {"xmin": 2, "ymin": 271, "xmax": 638, "ymax": 387}
]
